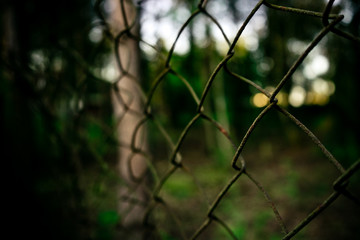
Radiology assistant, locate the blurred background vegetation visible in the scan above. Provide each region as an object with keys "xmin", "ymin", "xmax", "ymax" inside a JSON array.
[{"xmin": 1, "ymin": 0, "xmax": 359, "ymax": 239}]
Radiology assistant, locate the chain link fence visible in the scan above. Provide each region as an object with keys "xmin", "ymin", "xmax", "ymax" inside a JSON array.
[
  {"xmin": 13, "ymin": 0, "xmax": 352, "ymax": 239},
  {"xmin": 93, "ymin": 0, "xmax": 360, "ymax": 239}
]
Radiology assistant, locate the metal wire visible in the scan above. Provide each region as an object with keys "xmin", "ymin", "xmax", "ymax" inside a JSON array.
[{"xmin": 95, "ymin": 0, "xmax": 360, "ymax": 239}]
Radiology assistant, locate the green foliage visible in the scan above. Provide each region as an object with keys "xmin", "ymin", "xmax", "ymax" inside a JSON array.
[
  {"xmin": 163, "ymin": 172, "xmax": 196, "ymax": 199},
  {"xmin": 96, "ymin": 210, "xmax": 120, "ymax": 240},
  {"xmin": 1, "ymin": 0, "xmax": 116, "ymax": 239},
  {"xmin": 2, "ymin": 0, "xmax": 359, "ymax": 239},
  {"xmin": 232, "ymin": 225, "xmax": 246, "ymax": 239}
]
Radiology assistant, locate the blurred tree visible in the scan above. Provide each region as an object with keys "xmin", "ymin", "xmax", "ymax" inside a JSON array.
[
  {"xmin": 1, "ymin": 0, "xmax": 116, "ymax": 239},
  {"xmin": 326, "ymin": 0, "xmax": 360, "ymax": 165},
  {"xmin": 1, "ymin": 0, "xmax": 359, "ymax": 239},
  {"xmin": 104, "ymin": 0, "xmax": 149, "ymax": 237}
]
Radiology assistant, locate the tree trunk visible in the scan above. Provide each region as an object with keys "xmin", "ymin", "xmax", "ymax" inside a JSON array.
[{"xmin": 107, "ymin": 0, "xmax": 148, "ymax": 234}]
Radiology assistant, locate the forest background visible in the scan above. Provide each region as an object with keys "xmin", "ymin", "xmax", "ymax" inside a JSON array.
[{"xmin": 1, "ymin": 0, "xmax": 359, "ymax": 239}]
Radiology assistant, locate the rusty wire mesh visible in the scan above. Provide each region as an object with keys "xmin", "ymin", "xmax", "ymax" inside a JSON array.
[{"xmin": 94, "ymin": 0, "xmax": 359, "ymax": 239}]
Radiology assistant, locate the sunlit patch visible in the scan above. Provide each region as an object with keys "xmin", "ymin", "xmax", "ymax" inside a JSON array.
[
  {"xmin": 52, "ymin": 56, "xmax": 63, "ymax": 72},
  {"xmin": 252, "ymin": 14, "xmax": 267, "ymax": 35},
  {"xmin": 303, "ymin": 54, "xmax": 329, "ymax": 79},
  {"xmin": 287, "ymin": 39, "xmax": 330, "ymax": 80},
  {"xmin": 231, "ymin": 38, "xmax": 248, "ymax": 58},
  {"xmin": 167, "ymin": 31, "xmax": 190, "ymax": 55},
  {"xmin": 103, "ymin": 0, "xmax": 116, "ymax": 14},
  {"xmin": 251, "ymin": 86, "xmax": 288, "ymax": 107},
  {"xmin": 193, "ymin": 17, "xmax": 208, "ymax": 48},
  {"xmin": 244, "ymin": 34, "xmax": 259, "ymax": 51},
  {"xmin": 251, "ymin": 93, "xmax": 268, "ymax": 108},
  {"xmin": 36, "ymin": 78, "xmax": 46, "ymax": 90},
  {"xmin": 257, "ymin": 57, "xmax": 274, "ymax": 75},
  {"xmin": 312, "ymin": 78, "xmax": 335, "ymax": 95},
  {"xmin": 251, "ymin": 90, "xmax": 287, "ymax": 108},
  {"xmin": 78, "ymin": 99, "xmax": 84, "ymax": 110},
  {"xmin": 140, "ymin": 41, "xmax": 157, "ymax": 58},
  {"xmin": 140, "ymin": 0, "xmax": 269, "ymax": 57},
  {"xmin": 150, "ymin": 19, "xmax": 191, "ymax": 55},
  {"xmin": 141, "ymin": 0, "xmax": 190, "ymax": 55},
  {"xmin": 289, "ymin": 86, "xmax": 306, "ymax": 107},
  {"xmin": 89, "ymin": 26, "xmax": 103, "ymax": 43},
  {"xmin": 305, "ymin": 91, "xmax": 315, "ymax": 105},
  {"xmin": 276, "ymin": 92, "xmax": 288, "ymax": 106},
  {"xmin": 70, "ymin": 97, "xmax": 84, "ymax": 112},
  {"xmin": 287, "ymin": 39, "xmax": 307, "ymax": 54},
  {"xmin": 292, "ymin": 72, "xmax": 306, "ymax": 85},
  {"xmin": 216, "ymin": 41, "xmax": 231, "ymax": 55},
  {"xmin": 265, "ymin": 86, "xmax": 275, "ymax": 94},
  {"xmin": 30, "ymin": 50, "xmax": 46, "ymax": 71},
  {"xmin": 341, "ymin": 6, "xmax": 354, "ymax": 24},
  {"xmin": 101, "ymin": 62, "xmax": 119, "ymax": 82},
  {"xmin": 304, "ymin": 78, "xmax": 335, "ymax": 106},
  {"xmin": 208, "ymin": 1, "xmax": 236, "ymax": 40},
  {"xmin": 305, "ymin": 91, "xmax": 329, "ymax": 106}
]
